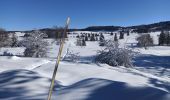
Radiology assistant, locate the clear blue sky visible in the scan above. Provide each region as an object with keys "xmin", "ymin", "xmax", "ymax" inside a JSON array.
[{"xmin": 0, "ymin": 0, "xmax": 170, "ymax": 31}]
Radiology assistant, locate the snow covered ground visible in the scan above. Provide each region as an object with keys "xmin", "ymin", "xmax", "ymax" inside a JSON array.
[{"xmin": 0, "ymin": 31, "xmax": 170, "ymax": 100}]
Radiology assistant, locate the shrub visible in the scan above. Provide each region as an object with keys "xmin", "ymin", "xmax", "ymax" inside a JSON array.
[{"xmin": 96, "ymin": 40, "xmax": 136, "ymax": 67}]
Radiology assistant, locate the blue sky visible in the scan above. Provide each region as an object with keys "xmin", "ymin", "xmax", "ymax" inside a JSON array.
[{"xmin": 0, "ymin": 0, "xmax": 170, "ymax": 31}]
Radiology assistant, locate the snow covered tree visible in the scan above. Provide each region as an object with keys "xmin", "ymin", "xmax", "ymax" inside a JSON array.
[
  {"xmin": 21, "ymin": 30, "xmax": 49, "ymax": 57},
  {"xmin": 85, "ymin": 34, "xmax": 88, "ymax": 41},
  {"xmin": 99, "ymin": 33, "xmax": 105, "ymax": 46},
  {"xmin": 82, "ymin": 38, "xmax": 86, "ymax": 46},
  {"xmin": 0, "ymin": 28, "xmax": 11, "ymax": 47},
  {"xmin": 119, "ymin": 32, "xmax": 124, "ymax": 39},
  {"xmin": 53, "ymin": 26, "xmax": 66, "ymax": 39},
  {"xmin": 96, "ymin": 40, "xmax": 135, "ymax": 67},
  {"xmin": 90, "ymin": 34, "xmax": 96, "ymax": 41},
  {"xmin": 76, "ymin": 35, "xmax": 80, "ymax": 38},
  {"xmin": 88, "ymin": 33, "xmax": 91, "ymax": 38},
  {"xmin": 159, "ymin": 31, "xmax": 166, "ymax": 45},
  {"xmin": 114, "ymin": 33, "xmax": 118, "ymax": 42},
  {"xmin": 110, "ymin": 32, "xmax": 113, "ymax": 35},
  {"xmin": 166, "ymin": 33, "xmax": 170, "ymax": 45},
  {"xmin": 11, "ymin": 33, "xmax": 18, "ymax": 47},
  {"xmin": 63, "ymin": 49, "xmax": 80, "ymax": 62},
  {"xmin": 158, "ymin": 31, "xmax": 170, "ymax": 46},
  {"xmin": 127, "ymin": 31, "xmax": 130, "ymax": 36},
  {"xmin": 76, "ymin": 37, "xmax": 86, "ymax": 46},
  {"xmin": 137, "ymin": 34, "xmax": 153, "ymax": 49},
  {"xmin": 99, "ymin": 33, "xmax": 104, "ymax": 41}
]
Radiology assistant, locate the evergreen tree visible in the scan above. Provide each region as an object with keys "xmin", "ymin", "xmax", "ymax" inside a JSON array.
[
  {"xmin": 159, "ymin": 31, "xmax": 166, "ymax": 45},
  {"xmin": 11, "ymin": 33, "xmax": 18, "ymax": 47},
  {"xmin": 99, "ymin": 33, "xmax": 105, "ymax": 41},
  {"xmin": 99, "ymin": 33, "xmax": 105, "ymax": 46},
  {"xmin": 95, "ymin": 36, "xmax": 98, "ymax": 41},
  {"xmin": 119, "ymin": 32, "xmax": 124, "ymax": 39},
  {"xmin": 85, "ymin": 34, "xmax": 88, "ymax": 41},
  {"xmin": 82, "ymin": 38, "xmax": 86, "ymax": 46},
  {"xmin": 127, "ymin": 31, "xmax": 130, "ymax": 36},
  {"xmin": 90, "ymin": 34, "xmax": 95, "ymax": 41},
  {"xmin": 114, "ymin": 33, "xmax": 118, "ymax": 42},
  {"xmin": 76, "ymin": 35, "xmax": 80, "ymax": 38},
  {"xmin": 166, "ymin": 33, "xmax": 170, "ymax": 45},
  {"xmin": 88, "ymin": 33, "xmax": 91, "ymax": 38}
]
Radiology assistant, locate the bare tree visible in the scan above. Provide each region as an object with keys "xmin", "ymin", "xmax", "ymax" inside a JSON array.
[{"xmin": 63, "ymin": 49, "xmax": 80, "ymax": 62}]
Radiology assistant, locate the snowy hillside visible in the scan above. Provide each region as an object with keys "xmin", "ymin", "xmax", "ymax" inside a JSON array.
[{"xmin": 0, "ymin": 31, "xmax": 170, "ymax": 100}]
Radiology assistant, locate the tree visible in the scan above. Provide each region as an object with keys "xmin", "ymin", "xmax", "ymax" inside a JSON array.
[
  {"xmin": 21, "ymin": 30, "xmax": 49, "ymax": 57},
  {"xmin": 76, "ymin": 35, "xmax": 80, "ymax": 38},
  {"xmin": 119, "ymin": 32, "xmax": 124, "ymax": 39},
  {"xmin": 82, "ymin": 38, "xmax": 86, "ymax": 46},
  {"xmin": 0, "ymin": 28, "xmax": 11, "ymax": 47},
  {"xmin": 99, "ymin": 33, "xmax": 105, "ymax": 46},
  {"xmin": 96, "ymin": 40, "xmax": 136, "ymax": 67},
  {"xmin": 11, "ymin": 33, "xmax": 18, "ymax": 47},
  {"xmin": 167, "ymin": 33, "xmax": 170, "ymax": 45},
  {"xmin": 114, "ymin": 33, "xmax": 118, "ymax": 42},
  {"xmin": 52, "ymin": 26, "xmax": 66, "ymax": 39},
  {"xmin": 85, "ymin": 34, "xmax": 88, "ymax": 41},
  {"xmin": 137, "ymin": 34, "xmax": 153, "ymax": 49},
  {"xmin": 63, "ymin": 49, "xmax": 80, "ymax": 62},
  {"xmin": 76, "ymin": 37, "xmax": 86, "ymax": 46},
  {"xmin": 127, "ymin": 31, "xmax": 130, "ymax": 36},
  {"xmin": 90, "ymin": 34, "xmax": 95, "ymax": 41},
  {"xmin": 95, "ymin": 36, "xmax": 98, "ymax": 41},
  {"xmin": 159, "ymin": 31, "xmax": 166, "ymax": 45},
  {"xmin": 110, "ymin": 32, "xmax": 113, "ymax": 35},
  {"xmin": 99, "ymin": 33, "xmax": 104, "ymax": 41},
  {"xmin": 88, "ymin": 33, "xmax": 91, "ymax": 38}
]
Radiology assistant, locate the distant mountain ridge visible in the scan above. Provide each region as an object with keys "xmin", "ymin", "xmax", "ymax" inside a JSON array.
[
  {"xmin": 79, "ymin": 21, "xmax": 170, "ymax": 32},
  {"xmin": 7, "ymin": 21, "xmax": 170, "ymax": 33}
]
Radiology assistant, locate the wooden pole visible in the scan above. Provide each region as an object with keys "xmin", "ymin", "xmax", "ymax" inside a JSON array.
[{"xmin": 47, "ymin": 17, "xmax": 70, "ymax": 100}]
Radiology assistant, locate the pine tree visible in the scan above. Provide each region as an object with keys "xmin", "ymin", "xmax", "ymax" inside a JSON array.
[
  {"xmin": 95, "ymin": 36, "xmax": 98, "ymax": 41},
  {"xmin": 99, "ymin": 33, "xmax": 105, "ymax": 46},
  {"xmin": 90, "ymin": 34, "xmax": 95, "ymax": 41},
  {"xmin": 119, "ymin": 32, "xmax": 124, "ymax": 39},
  {"xmin": 114, "ymin": 33, "xmax": 118, "ymax": 42},
  {"xmin": 85, "ymin": 34, "xmax": 88, "ymax": 41},
  {"xmin": 82, "ymin": 38, "xmax": 86, "ymax": 46},
  {"xmin": 11, "ymin": 33, "xmax": 18, "ymax": 47},
  {"xmin": 127, "ymin": 31, "xmax": 130, "ymax": 36},
  {"xmin": 76, "ymin": 35, "xmax": 80, "ymax": 38},
  {"xmin": 166, "ymin": 33, "xmax": 170, "ymax": 45},
  {"xmin": 88, "ymin": 33, "xmax": 91, "ymax": 38},
  {"xmin": 99, "ymin": 33, "xmax": 105, "ymax": 41},
  {"xmin": 159, "ymin": 31, "xmax": 166, "ymax": 45}
]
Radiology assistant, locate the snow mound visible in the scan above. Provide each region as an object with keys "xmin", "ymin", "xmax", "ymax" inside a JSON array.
[
  {"xmin": 0, "ymin": 70, "xmax": 61, "ymax": 100},
  {"xmin": 54, "ymin": 78, "xmax": 170, "ymax": 100},
  {"xmin": 9, "ymin": 56, "xmax": 21, "ymax": 60}
]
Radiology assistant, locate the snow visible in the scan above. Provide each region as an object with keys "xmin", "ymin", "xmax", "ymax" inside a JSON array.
[
  {"xmin": 0, "ymin": 47, "xmax": 25, "ymax": 56},
  {"xmin": 0, "ymin": 31, "xmax": 170, "ymax": 100}
]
